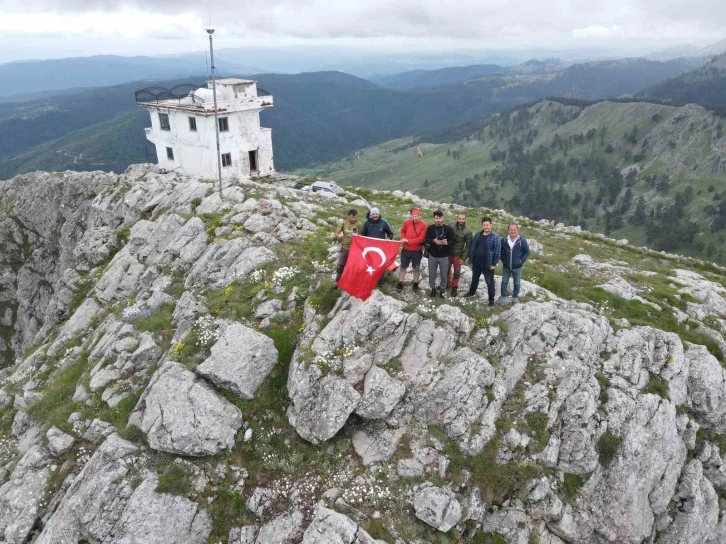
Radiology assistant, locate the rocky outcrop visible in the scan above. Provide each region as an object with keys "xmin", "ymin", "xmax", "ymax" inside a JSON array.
[
  {"xmin": 130, "ymin": 361, "xmax": 243, "ymax": 455},
  {"xmin": 301, "ymin": 504, "xmax": 378, "ymax": 544},
  {"xmin": 197, "ymin": 324, "xmax": 278, "ymax": 399},
  {"xmin": 4, "ymin": 165, "xmax": 726, "ymax": 543},
  {"xmin": 412, "ymin": 485, "xmax": 463, "ymax": 532},
  {"xmin": 37, "ymin": 434, "xmax": 211, "ymax": 543}
]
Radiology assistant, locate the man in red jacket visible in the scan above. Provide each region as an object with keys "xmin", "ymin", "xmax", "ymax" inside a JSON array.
[{"xmin": 396, "ymin": 208, "xmax": 428, "ymax": 292}]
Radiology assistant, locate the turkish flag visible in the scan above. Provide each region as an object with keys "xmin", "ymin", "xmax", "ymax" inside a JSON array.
[{"xmin": 338, "ymin": 235, "xmax": 401, "ymax": 301}]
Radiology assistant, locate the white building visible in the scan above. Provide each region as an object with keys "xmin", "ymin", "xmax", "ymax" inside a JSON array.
[{"xmin": 136, "ymin": 79, "xmax": 274, "ymax": 179}]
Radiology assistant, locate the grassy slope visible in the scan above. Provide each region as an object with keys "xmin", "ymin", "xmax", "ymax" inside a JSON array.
[{"xmin": 298, "ymin": 99, "xmax": 726, "ymax": 260}]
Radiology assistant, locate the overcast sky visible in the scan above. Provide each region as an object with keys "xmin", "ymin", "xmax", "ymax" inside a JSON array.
[{"xmin": 1, "ymin": 0, "xmax": 725, "ymax": 63}]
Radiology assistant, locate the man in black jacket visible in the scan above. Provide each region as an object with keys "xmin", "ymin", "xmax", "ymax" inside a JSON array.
[
  {"xmin": 361, "ymin": 208, "xmax": 393, "ymax": 240},
  {"xmin": 362, "ymin": 207, "xmax": 394, "ymax": 286},
  {"xmin": 425, "ymin": 210, "xmax": 455, "ymax": 298}
]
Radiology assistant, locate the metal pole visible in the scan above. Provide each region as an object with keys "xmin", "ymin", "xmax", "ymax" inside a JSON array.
[{"xmin": 207, "ymin": 28, "xmax": 223, "ymax": 199}]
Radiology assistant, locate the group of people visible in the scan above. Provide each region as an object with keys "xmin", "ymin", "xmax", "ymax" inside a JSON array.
[{"xmin": 335, "ymin": 207, "xmax": 530, "ymax": 307}]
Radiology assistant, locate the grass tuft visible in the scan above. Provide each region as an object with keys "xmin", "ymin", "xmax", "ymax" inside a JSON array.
[{"xmin": 597, "ymin": 432, "xmax": 623, "ymax": 466}]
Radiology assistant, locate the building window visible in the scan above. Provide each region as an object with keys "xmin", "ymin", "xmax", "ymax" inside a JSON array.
[
  {"xmin": 221, "ymin": 153, "xmax": 232, "ymax": 167},
  {"xmin": 218, "ymin": 117, "xmax": 229, "ymax": 132},
  {"xmin": 166, "ymin": 147, "xmax": 174, "ymax": 160},
  {"xmin": 188, "ymin": 117, "xmax": 197, "ymax": 131},
  {"xmin": 159, "ymin": 113, "xmax": 170, "ymax": 131}
]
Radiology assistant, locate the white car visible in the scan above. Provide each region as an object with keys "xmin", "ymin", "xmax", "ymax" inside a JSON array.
[{"xmin": 310, "ymin": 181, "xmax": 344, "ymax": 195}]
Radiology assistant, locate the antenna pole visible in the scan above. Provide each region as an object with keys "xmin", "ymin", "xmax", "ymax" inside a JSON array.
[{"xmin": 207, "ymin": 27, "xmax": 223, "ymax": 199}]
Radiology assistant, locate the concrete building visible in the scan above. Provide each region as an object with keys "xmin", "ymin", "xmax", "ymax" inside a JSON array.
[{"xmin": 136, "ymin": 79, "xmax": 274, "ymax": 179}]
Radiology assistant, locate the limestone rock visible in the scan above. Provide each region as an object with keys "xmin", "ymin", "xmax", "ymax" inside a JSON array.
[
  {"xmin": 0, "ymin": 445, "xmax": 53, "ymax": 544},
  {"xmin": 131, "ymin": 361, "xmax": 242, "ymax": 455},
  {"xmin": 659, "ymin": 460, "xmax": 719, "ymax": 544},
  {"xmin": 288, "ymin": 371, "xmax": 361, "ymax": 444},
  {"xmin": 355, "ymin": 366, "xmax": 405, "ymax": 419},
  {"xmin": 197, "ymin": 324, "xmax": 278, "ymax": 400},
  {"xmin": 352, "ymin": 425, "xmax": 405, "ymax": 465},
  {"xmin": 412, "ymin": 485, "xmax": 463, "ymax": 532},
  {"xmin": 301, "ymin": 504, "xmax": 378, "ymax": 544},
  {"xmin": 255, "ymin": 510, "xmax": 304, "ymax": 544},
  {"xmin": 186, "ymin": 238, "xmax": 275, "ymax": 288},
  {"xmin": 46, "ymin": 426, "xmax": 75, "ymax": 456},
  {"xmin": 37, "ymin": 434, "xmax": 211, "ymax": 543}
]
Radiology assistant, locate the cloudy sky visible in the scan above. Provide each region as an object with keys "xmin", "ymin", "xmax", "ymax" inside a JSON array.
[{"xmin": 1, "ymin": 0, "xmax": 724, "ymax": 63}]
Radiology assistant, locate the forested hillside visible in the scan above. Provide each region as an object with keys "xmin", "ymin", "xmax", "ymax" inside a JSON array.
[
  {"xmin": 300, "ymin": 99, "xmax": 726, "ymax": 263},
  {"xmin": 0, "ymin": 56, "xmax": 708, "ymax": 180},
  {"xmin": 640, "ymin": 53, "xmax": 726, "ymax": 114}
]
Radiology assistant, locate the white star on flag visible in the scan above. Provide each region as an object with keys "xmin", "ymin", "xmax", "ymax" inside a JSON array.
[{"xmin": 366, "ymin": 265, "xmax": 375, "ymax": 274}]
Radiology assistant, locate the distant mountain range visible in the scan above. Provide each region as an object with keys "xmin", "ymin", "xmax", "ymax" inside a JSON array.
[
  {"xmin": 639, "ymin": 53, "xmax": 726, "ymax": 114},
  {"xmin": 375, "ymin": 57, "xmax": 704, "ymax": 93},
  {"xmin": 0, "ymin": 54, "xmax": 260, "ymax": 99},
  {"xmin": 1, "ymin": 50, "xmax": 725, "ymax": 184}
]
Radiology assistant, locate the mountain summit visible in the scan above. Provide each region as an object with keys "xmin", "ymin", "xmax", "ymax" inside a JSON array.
[{"xmin": 1, "ymin": 165, "xmax": 726, "ymax": 542}]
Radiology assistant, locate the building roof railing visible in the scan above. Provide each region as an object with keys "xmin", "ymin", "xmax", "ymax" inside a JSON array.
[{"xmin": 134, "ymin": 84, "xmax": 206, "ymax": 106}]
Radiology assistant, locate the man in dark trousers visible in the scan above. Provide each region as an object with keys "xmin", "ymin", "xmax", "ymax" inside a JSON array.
[
  {"xmin": 500, "ymin": 222, "xmax": 530, "ymax": 303},
  {"xmin": 334, "ymin": 209, "xmax": 360, "ymax": 288},
  {"xmin": 465, "ymin": 217, "xmax": 501, "ymax": 306},
  {"xmin": 447, "ymin": 212, "xmax": 472, "ymax": 297},
  {"xmin": 362, "ymin": 207, "xmax": 394, "ymax": 286},
  {"xmin": 425, "ymin": 210, "xmax": 455, "ymax": 298}
]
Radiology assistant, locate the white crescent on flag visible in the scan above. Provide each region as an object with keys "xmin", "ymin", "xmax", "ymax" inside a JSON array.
[{"xmin": 362, "ymin": 246, "xmax": 387, "ymax": 274}]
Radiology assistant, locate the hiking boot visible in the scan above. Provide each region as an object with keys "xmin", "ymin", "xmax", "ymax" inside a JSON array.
[
  {"xmin": 463, "ymin": 291, "xmax": 476, "ymax": 298},
  {"xmin": 439, "ymin": 290, "xmax": 445, "ymax": 299},
  {"xmin": 412, "ymin": 282, "xmax": 420, "ymax": 291},
  {"xmin": 429, "ymin": 288, "xmax": 437, "ymax": 297},
  {"xmin": 451, "ymin": 288, "xmax": 458, "ymax": 297},
  {"xmin": 512, "ymin": 297, "xmax": 520, "ymax": 304},
  {"xmin": 488, "ymin": 300, "xmax": 495, "ymax": 307},
  {"xmin": 395, "ymin": 282, "xmax": 403, "ymax": 292}
]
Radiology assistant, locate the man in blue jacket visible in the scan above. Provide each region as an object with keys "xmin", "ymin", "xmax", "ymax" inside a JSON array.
[
  {"xmin": 500, "ymin": 223, "xmax": 530, "ymax": 303},
  {"xmin": 464, "ymin": 217, "xmax": 501, "ymax": 306}
]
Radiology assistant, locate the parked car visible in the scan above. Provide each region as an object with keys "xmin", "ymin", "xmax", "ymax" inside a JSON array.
[{"xmin": 310, "ymin": 181, "xmax": 344, "ymax": 195}]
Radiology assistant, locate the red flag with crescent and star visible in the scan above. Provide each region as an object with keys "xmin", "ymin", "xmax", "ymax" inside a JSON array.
[{"xmin": 338, "ymin": 235, "xmax": 401, "ymax": 301}]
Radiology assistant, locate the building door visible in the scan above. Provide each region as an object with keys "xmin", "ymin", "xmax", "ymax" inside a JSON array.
[{"xmin": 248, "ymin": 150, "xmax": 258, "ymax": 174}]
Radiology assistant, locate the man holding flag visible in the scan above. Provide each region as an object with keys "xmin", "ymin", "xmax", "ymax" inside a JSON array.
[{"xmin": 337, "ymin": 234, "xmax": 402, "ymax": 301}]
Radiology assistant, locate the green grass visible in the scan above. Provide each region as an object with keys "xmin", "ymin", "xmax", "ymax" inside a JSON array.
[
  {"xmin": 597, "ymin": 432, "xmax": 623, "ymax": 466},
  {"xmin": 473, "ymin": 532, "xmax": 508, "ymax": 544},
  {"xmin": 206, "ymin": 279, "xmax": 265, "ymax": 320},
  {"xmin": 525, "ymin": 411, "xmax": 550, "ymax": 453},
  {"xmin": 27, "ymin": 350, "xmax": 88, "ymax": 431},
  {"xmin": 562, "ymin": 473, "xmax": 584, "ymax": 503},
  {"xmin": 470, "ymin": 435, "xmax": 543, "ymax": 505},
  {"xmin": 307, "ymin": 279, "xmax": 342, "ymax": 313},
  {"xmin": 155, "ymin": 463, "xmax": 192, "ymax": 496},
  {"xmin": 643, "ymin": 374, "xmax": 669, "ymax": 399},
  {"xmin": 133, "ymin": 302, "xmax": 176, "ymax": 348}
]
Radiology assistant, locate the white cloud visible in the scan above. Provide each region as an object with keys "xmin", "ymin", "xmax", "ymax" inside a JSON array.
[{"xmin": 0, "ymin": 0, "xmax": 724, "ymax": 62}]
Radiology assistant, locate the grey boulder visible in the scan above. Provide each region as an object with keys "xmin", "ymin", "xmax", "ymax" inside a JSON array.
[
  {"xmin": 131, "ymin": 361, "xmax": 242, "ymax": 456},
  {"xmin": 197, "ymin": 324, "xmax": 278, "ymax": 400}
]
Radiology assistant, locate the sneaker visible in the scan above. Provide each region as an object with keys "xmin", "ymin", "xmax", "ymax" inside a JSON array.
[
  {"xmin": 395, "ymin": 282, "xmax": 403, "ymax": 292},
  {"xmin": 412, "ymin": 282, "xmax": 420, "ymax": 292},
  {"xmin": 512, "ymin": 297, "xmax": 520, "ymax": 304},
  {"xmin": 451, "ymin": 288, "xmax": 458, "ymax": 297},
  {"xmin": 463, "ymin": 291, "xmax": 476, "ymax": 298},
  {"xmin": 430, "ymin": 288, "xmax": 437, "ymax": 297},
  {"xmin": 439, "ymin": 290, "xmax": 445, "ymax": 299},
  {"xmin": 488, "ymin": 300, "xmax": 495, "ymax": 307}
]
